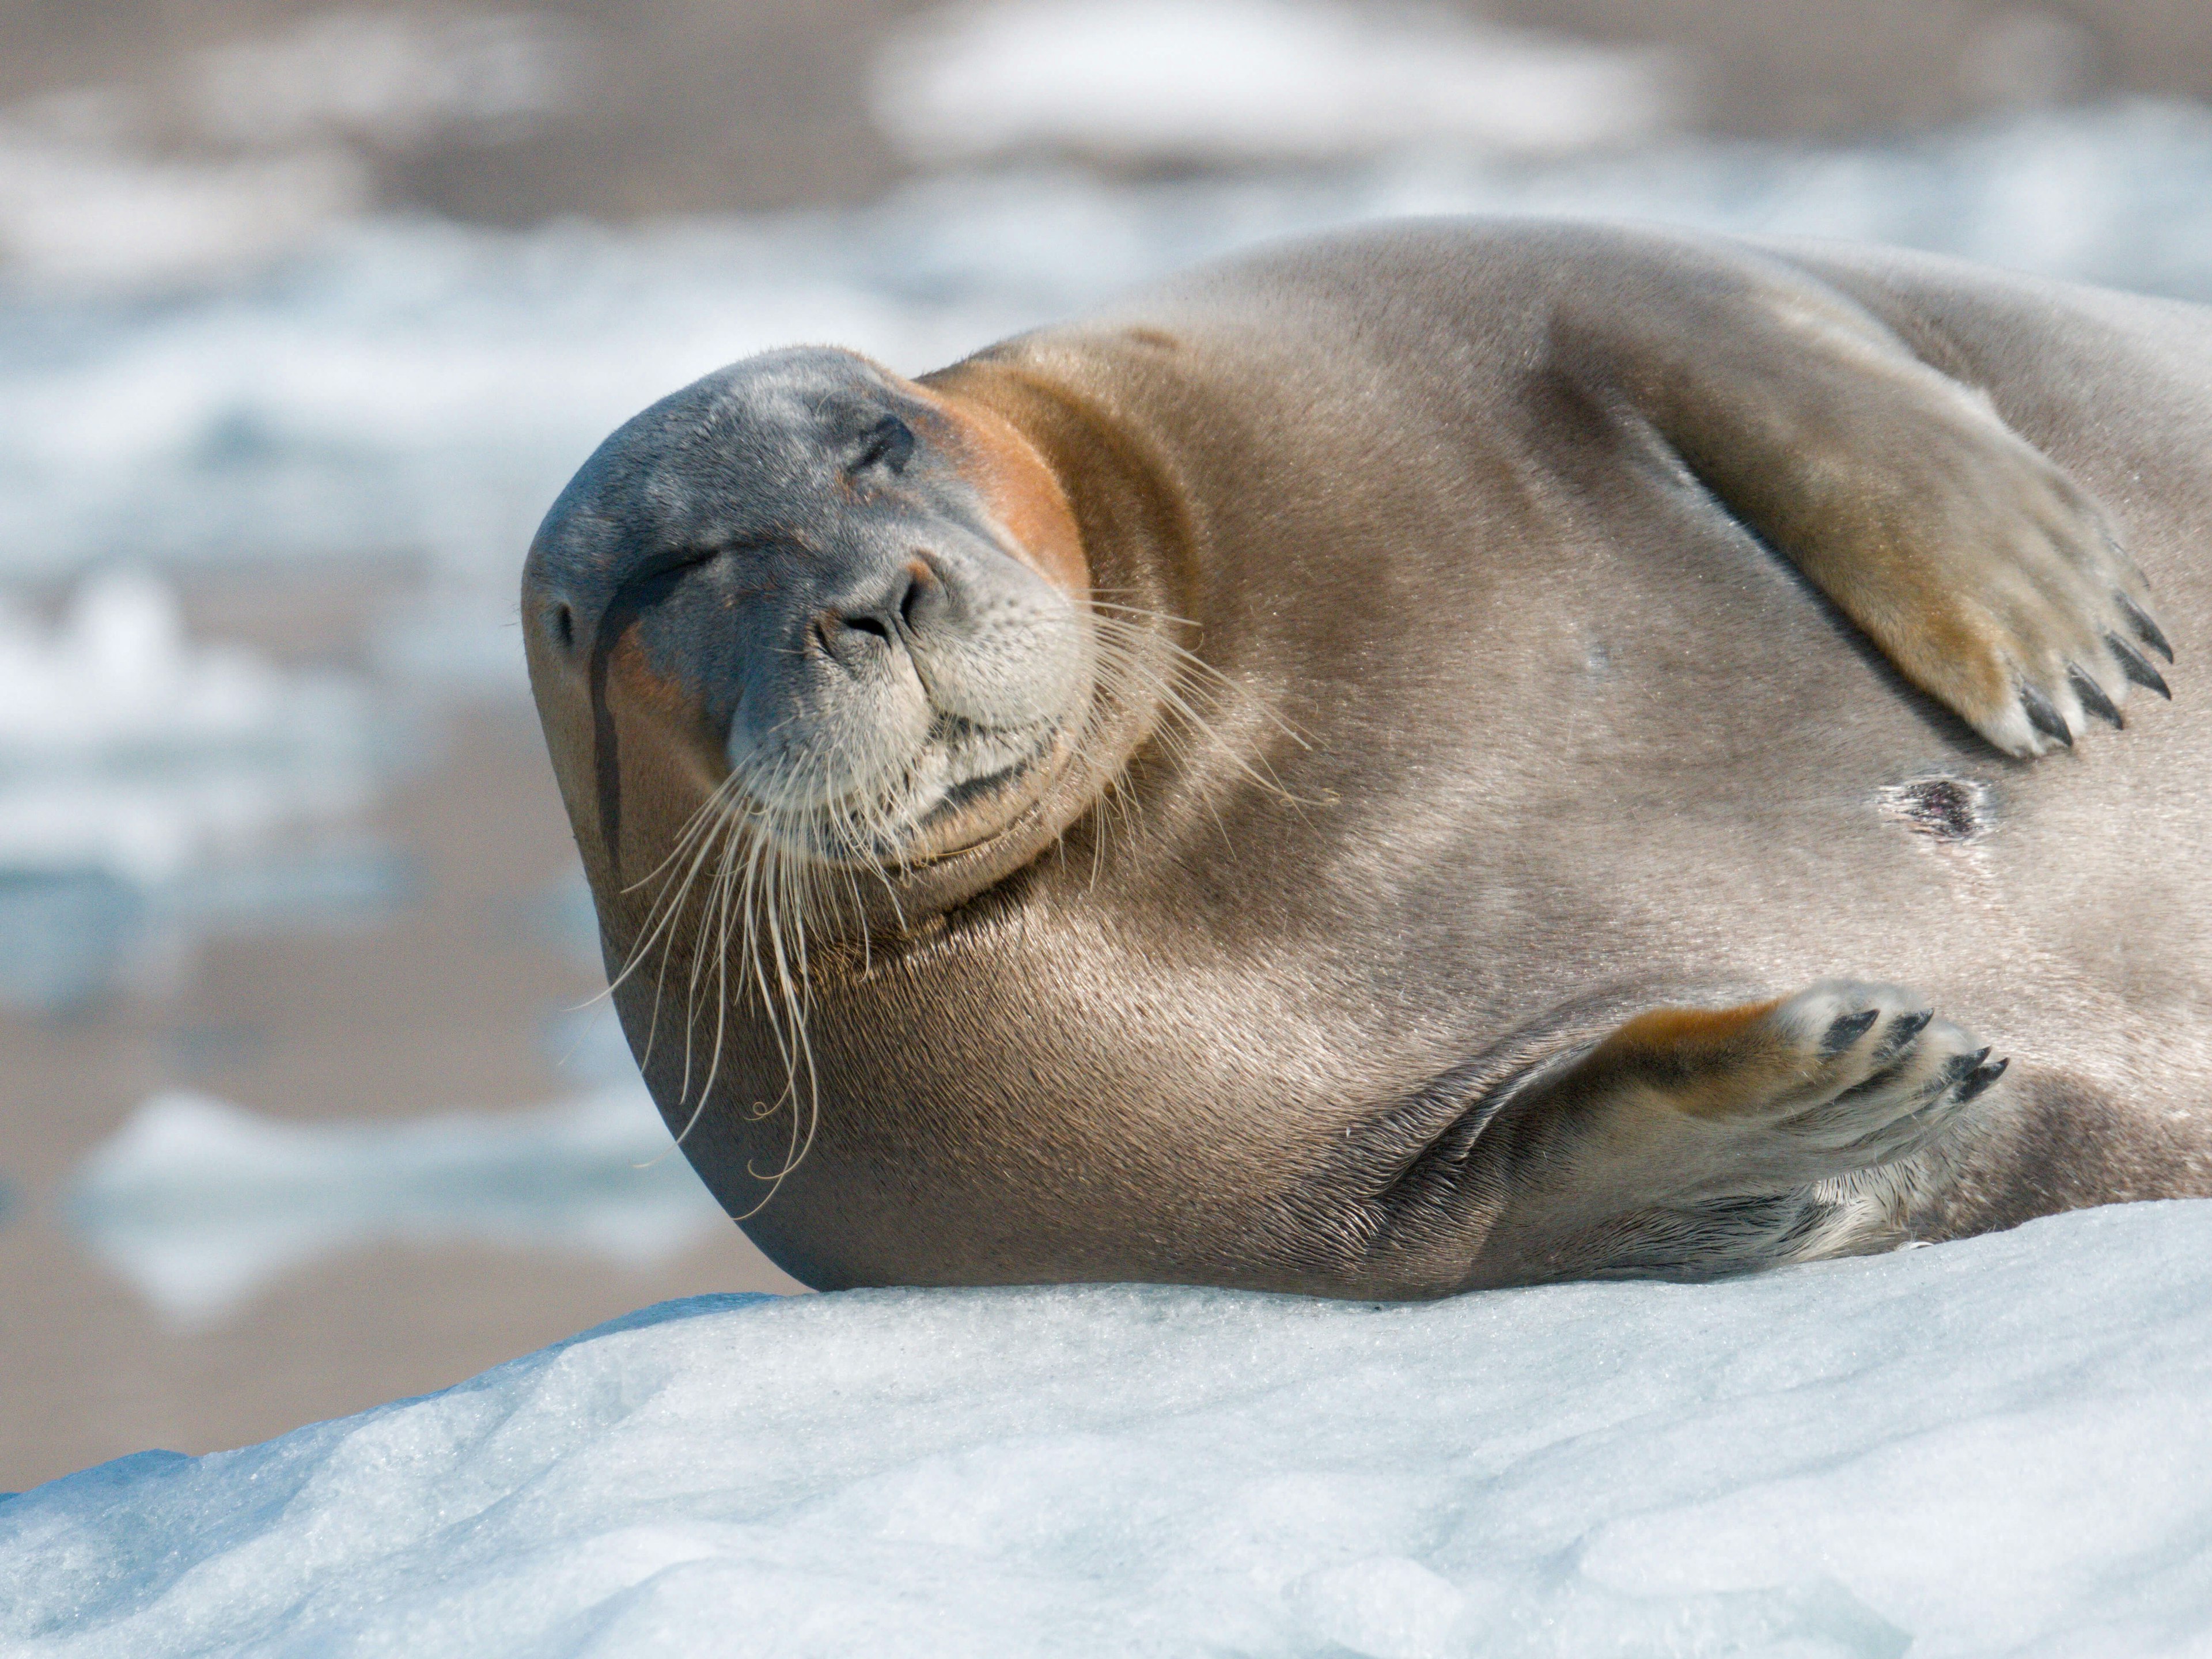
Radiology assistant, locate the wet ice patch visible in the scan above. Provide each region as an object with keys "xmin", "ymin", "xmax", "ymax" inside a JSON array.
[
  {"xmin": 9, "ymin": 1198, "xmax": 2212, "ymax": 1654},
  {"xmin": 0, "ymin": 847, "xmax": 411, "ymax": 1016},
  {"xmin": 873, "ymin": 0, "xmax": 1683, "ymax": 167},
  {"xmin": 67, "ymin": 1084, "xmax": 725, "ymax": 1326}
]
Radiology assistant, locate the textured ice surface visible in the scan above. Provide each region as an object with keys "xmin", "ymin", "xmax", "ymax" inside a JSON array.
[
  {"xmin": 69, "ymin": 1083, "xmax": 725, "ymax": 1325},
  {"xmin": 873, "ymin": 0, "xmax": 1681, "ymax": 166},
  {"xmin": 7, "ymin": 1199, "xmax": 2212, "ymax": 1656}
]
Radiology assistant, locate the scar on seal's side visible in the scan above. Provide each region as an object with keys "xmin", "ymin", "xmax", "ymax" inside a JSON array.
[{"xmin": 525, "ymin": 219, "xmax": 2209, "ymax": 1296}]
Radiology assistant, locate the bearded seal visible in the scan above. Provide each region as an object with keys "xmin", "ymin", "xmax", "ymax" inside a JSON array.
[{"xmin": 524, "ymin": 219, "xmax": 2206, "ymax": 1296}]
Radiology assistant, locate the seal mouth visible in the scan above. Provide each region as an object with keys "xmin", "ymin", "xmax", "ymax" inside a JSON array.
[{"xmin": 728, "ymin": 707, "xmax": 1074, "ymax": 869}]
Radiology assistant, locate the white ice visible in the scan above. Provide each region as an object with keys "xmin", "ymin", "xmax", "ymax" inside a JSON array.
[
  {"xmin": 873, "ymin": 0, "xmax": 1683, "ymax": 168},
  {"xmin": 8, "ymin": 1198, "xmax": 2212, "ymax": 1656},
  {"xmin": 0, "ymin": 571, "xmax": 344, "ymax": 766},
  {"xmin": 69, "ymin": 1081, "xmax": 726, "ymax": 1326},
  {"xmin": 0, "ymin": 572, "xmax": 374, "ymax": 886}
]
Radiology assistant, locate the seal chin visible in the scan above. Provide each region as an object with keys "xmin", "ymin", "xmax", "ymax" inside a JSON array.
[{"xmin": 735, "ymin": 704, "xmax": 1078, "ymax": 868}]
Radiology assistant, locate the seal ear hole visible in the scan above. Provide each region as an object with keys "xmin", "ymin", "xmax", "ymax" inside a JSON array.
[
  {"xmin": 852, "ymin": 415, "xmax": 915, "ymax": 477},
  {"xmin": 550, "ymin": 601, "xmax": 574, "ymax": 653}
]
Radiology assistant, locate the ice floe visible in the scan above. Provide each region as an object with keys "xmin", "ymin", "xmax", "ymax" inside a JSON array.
[
  {"xmin": 0, "ymin": 571, "xmax": 389, "ymax": 1009},
  {"xmin": 8, "ymin": 1196, "xmax": 2212, "ymax": 1654},
  {"xmin": 872, "ymin": 0, "xmax": 1684, "ymax": 168},
  {"xmin": 68, "ymin": 1083, "xmax": 727, "ymax": 1326}
]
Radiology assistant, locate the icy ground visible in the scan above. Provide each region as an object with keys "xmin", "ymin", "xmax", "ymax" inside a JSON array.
[{"xmin": 7, "ymin": 1199, "xmax": 2212, "ymax": 1657}]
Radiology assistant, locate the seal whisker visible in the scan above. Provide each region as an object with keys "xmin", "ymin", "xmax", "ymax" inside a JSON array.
[
  {"xmin": 625, "ymin": 790, "xmax": 740, "ymax": 1075},
  {"xmin": 602, "ymin": 767, "xmax": 747, "ymax": 1017},
  {"xmin": 1085, "ymin": 615, "xmax": 1303, "ymax": 806},
  {"xmin": 673, "ymin": 802, "xmax": 740, "ymax": 1112},
  {"xmin": 1089, "ymin": 603, "xmax": 1310, "ymax": 744}
]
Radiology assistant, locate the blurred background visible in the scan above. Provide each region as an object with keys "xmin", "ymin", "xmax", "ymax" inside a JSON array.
[{"xmin": 7, "ymin": 0, "xmax": 2212, "ymax": 1492}]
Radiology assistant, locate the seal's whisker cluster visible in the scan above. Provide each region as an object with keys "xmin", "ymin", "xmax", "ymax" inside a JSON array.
[
  {"xmin": 594, "ymin": 589, "xmax": 1312, "ymax": 1212},
  {"xmin": 1085, "ymin": 607, "xmax": 1304, "ymax": 804}
]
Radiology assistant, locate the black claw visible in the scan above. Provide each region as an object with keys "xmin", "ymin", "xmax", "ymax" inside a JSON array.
[
  {"xmin": 1955, "ymin": 1054, "xmax": 2010, "ymax": 1104},
  {"xmin": 1872, "ymin": 1007, "xmax": 1934, "ymax": 1063},
  {"xmin": 2019, "ymin": 684, "xmax": 2073, "ymax": 748},
  {"xmin": 1942, "ymin": 1047, "xmax": 1992, "ymax": 1085},
  {"xmin": 1820, "ymin": 1007, "xmax": 1880, "ymax": 1058},
  {"xmin": 2116, "ymin": 592, "xmax": 2174, "ymax": 663},
  {"xmin": 2068, "ymin": 666, "xmax": 2124, "ymax": 729},
  {"xmin": 2108, "ymin": 635, "xmax": 2172, "ymax": 700}
]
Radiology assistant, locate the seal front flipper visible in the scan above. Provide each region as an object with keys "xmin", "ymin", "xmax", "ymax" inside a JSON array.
[
  {"xmin": 1431, "ymin": 982, "xmax": 2001, "ymax": 1286},
  {"xmin": 1552, "ymin": 247, "xmax": 2173, "ymax": 756}
]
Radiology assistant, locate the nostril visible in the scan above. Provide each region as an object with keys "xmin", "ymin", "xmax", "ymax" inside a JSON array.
[
  {"xmin": 817, "ymin": 562, "xmax": 938, "ymax": 661},
  {"xmin": 551, "ymin": 601, "xmax": 575, "ymax": 653},
  {"xmin": 816, "ymin": 607, "xmax": 893, "ymax": 662},
  {"xmin": 899, "ymin": 559, "xmax": 939, "ymax": 632}
]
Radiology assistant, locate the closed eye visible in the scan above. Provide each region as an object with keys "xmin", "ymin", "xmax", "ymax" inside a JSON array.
[
  {"xmin": 613, "ymin": 535, "xmax": 779, "ymax": 604},
  {"xmin": 852, "ymin": 415, "xmax": 915, "ymax": 476}
]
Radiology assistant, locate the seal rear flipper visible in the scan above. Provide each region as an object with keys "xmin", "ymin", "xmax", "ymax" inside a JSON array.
[
  {"xmin": 1433, "ymin": 980, "xmax": 2002, "ymax": 1286},
  {"xmin": 1550, "ymin": 247, "xmax": 2173, "ymax": 756}
]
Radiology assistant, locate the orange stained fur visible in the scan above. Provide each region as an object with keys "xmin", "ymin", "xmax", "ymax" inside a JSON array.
[
  {"xmin": 1575, "ymin": 998, "xmax": 1801, "ymax": 1120},
  {"xmin": 600, "ymin": 626, "xmax": 731, "ymax": 872},
  {"xmin": 909, "ymin": 378, "xmax": 1090, "ymax": 596}
]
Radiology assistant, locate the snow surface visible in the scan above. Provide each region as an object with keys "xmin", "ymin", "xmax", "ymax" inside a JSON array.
[
  {"xmin": 872, "ymin": 0, "xmax": 1683, "ymax": 167},
  {"xmin": 69, "ymin": 1080, "xmax": 724, "ymax": 1326},
  {"xmin": 7, "ymin": 1198, "xmax": 2212, "ymax": 1656}
]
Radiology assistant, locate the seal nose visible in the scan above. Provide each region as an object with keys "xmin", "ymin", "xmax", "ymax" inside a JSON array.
[{"xmin": 816, "ymin": 558, "xmax": 943, "ymax": 668}]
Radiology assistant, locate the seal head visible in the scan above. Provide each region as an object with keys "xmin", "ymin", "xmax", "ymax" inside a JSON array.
[{"xmin": 525, "ymin": 346, "xmax": 1092, "ymax": 893}]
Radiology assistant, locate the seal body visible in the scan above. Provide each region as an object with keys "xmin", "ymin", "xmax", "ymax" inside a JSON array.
[{"xmin": 525, "ymin": 221, "xmax": 2212, "ymax": 1296}]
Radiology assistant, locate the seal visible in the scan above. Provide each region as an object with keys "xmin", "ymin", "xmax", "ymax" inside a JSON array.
[{"xmin": 524, "ymin": 219, "xmax": 2209, "ymax": 1296}]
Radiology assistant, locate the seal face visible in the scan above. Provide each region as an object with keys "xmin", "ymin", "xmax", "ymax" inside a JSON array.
[
  {"xmin": 528, "ymin": 220, "xmax": 2212, "ymax": 1298},
  {"xmin": 528, "ymin": 348, "xmax": 1094, "ymax": 881}
]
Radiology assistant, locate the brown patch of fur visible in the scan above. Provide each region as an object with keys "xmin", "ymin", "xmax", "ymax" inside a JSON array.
[
  {"xmin": 1571, "ymin": 998, "xmax": 1804, "ymax": 1119},
  {"xmin": 903, "ymin": 378, "xmax": 1089, "ymax": 595}
]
